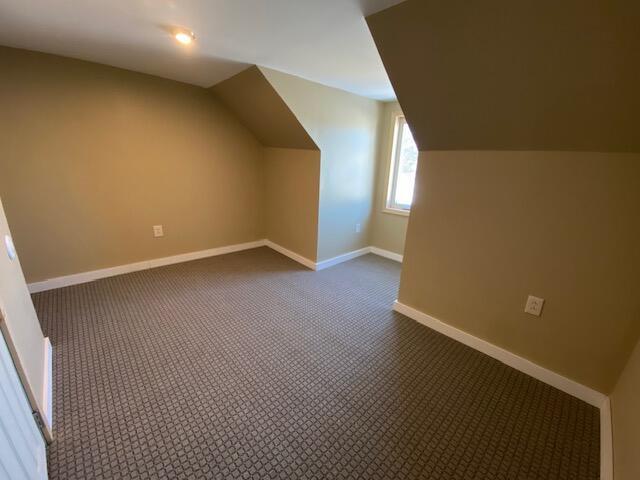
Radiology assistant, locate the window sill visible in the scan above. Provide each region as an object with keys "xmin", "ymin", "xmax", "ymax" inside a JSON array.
[{"xmin": 382, "ymin": 207, "xmax": 410, "ymax": 217}]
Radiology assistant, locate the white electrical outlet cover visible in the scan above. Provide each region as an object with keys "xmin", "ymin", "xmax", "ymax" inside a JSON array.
[
  {"xmin": 525, "ymin": 295, "xmax": 544, "ymax": 316},
  {"xmin": 4, "ymin": 234, "xmax": 17, "ymax": 260}
]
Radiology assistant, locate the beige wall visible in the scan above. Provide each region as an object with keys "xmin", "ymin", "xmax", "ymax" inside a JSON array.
[
  {"xmin": 611, "ymin": 337, "xmax": 640, "ymax": 480},
  {"xmin": 216, "ymin": 65, "xmax": 393, "ymax": 262},
  {"xmin": 0, "ymin": 197, "xmax": 47, "ymax": 417},
  {"xmin": 369, "ymin": 101, "xmax": 408, "ymax": 255},
  {"xmin": 212, "ymin": 67, "xmax": 317, "ymax": 150},
  {"xmin": 264, "ymin": 148, "xmax": 321, "ymax": 261},
  {"xmin": 0, "ymin": 47, "xmax": 265, "ymax": 283},
  {"xmin": 367, "ymin": 0, "xmax": 640, "ymax": 151},
  {"xmin": 261, "ymin": 68, "xmax": 381, "ymax": 261},
  {"xmin": 399, "ymin": 151, "xmax": 640, "ymax": 393},
  {"xmin": 369, "ymin": 1, "xmax": 640, "ymax": 471},
  {"xmin": 210, "ymin": 66, "xmax": 322, "ymax": 263}
]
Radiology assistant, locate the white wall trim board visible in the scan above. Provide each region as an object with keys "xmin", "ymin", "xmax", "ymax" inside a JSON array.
[
  {"xmin": 41, "ymin": 337, "xmax": 53, "ymax": 442},
  {"xmin": 392, "ymin": 300, "xmax": 607, "ymax": 408},
  {"xmin": 600, "ymin": 397, "xmax": 613, "ymax": 480},
  {"xmin": 393, "ymin": 300, "xmax": 613, "ymax": 480},
  {"xmin": 315, "ymin": 247, "xmax": 371, "ymax": 271},
  {"xmin": 370, "ymin": 246, "xmax": 403, "ymax": 262},
  {"xmin": 28, "ymin": 240, "xmax": 268, "ymax": 293},
  {"xmin": 316, "ymin": 246, "xmax": 403, "ymax": 269},
  {"xmin": 266, "ymin": 243, "xmax": 402, "ymax": 271},
  {"xmin": 263, "ymin": 240, "xmax": 317, "ymax": 270},
  {"xmin": 27, "ymin": 240, "xmax": 403, "ymax": 293}
]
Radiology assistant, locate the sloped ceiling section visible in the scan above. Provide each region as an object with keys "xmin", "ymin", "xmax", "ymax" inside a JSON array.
[
  {"xmin": 367, "ymin": 0, "xmax": 640, "ymax": 152},
  {"xmin": 210, "ymin": 66, "xmax": 318, "ymax": 150}
]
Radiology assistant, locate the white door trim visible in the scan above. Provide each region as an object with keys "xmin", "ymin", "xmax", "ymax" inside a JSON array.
[{"xmin": 0, "ymin": 328, "xmax": 48, "ymax": 479}]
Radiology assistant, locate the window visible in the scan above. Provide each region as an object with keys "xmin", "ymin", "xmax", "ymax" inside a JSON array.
[{"xmin": 385, "ymin": 116, "xmax": 418, "ymax": 213}]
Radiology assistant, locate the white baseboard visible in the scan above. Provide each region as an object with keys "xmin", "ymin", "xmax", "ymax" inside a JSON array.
[
  {"xmin": 28, "ymin": 240, "xmax": 267, "ymax": 293},
  {"xmin": 41, "ymin": 337, "xmax": 53, "ymax": 442},
  {"xmin": 370, "ymin": 246, "xmax": 403, "ymax": 262},
  {"xmin": 600, "ymin": 397, "xmax": 613, "ymax": 480},
  {"xmin": 28, "ymin": 240, "xmax": 404, "ymax": 293},
  {"xmin": 393, "ymin": 300, "xmax": 612, "ymax": 478},
  {"xmin": 315, "ymin": 247, "xmax": 371, "ymax": 270},
  {"xmin": 264, "ymin": 240, "xmax": 316, "ymax": 270},
  {"xmin": 392, "ymin": 300, "xmax": 606, "ymax": 408},
  {"xmin": 315, "ymin": 245, "xmax": 403, "ymax": 269},
  {"xmin": 265, "ymin": 242, "xmax": 403, "ymax": 271}
]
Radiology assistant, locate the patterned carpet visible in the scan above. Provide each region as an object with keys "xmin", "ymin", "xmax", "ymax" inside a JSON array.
[{"xmin": 34, "ymin": 247, "xmax": 599, "ymax": 479}]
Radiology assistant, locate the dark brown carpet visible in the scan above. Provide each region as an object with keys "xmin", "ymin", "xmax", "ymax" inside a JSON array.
[{"xmin": 34, "ymin": 247, "xmax": 599, "ymax": 479}]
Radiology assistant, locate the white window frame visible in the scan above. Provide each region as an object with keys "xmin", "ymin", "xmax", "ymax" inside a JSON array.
[{"xmin": 384, "ymin": 115, "xmax": 415, "ymax": 216}]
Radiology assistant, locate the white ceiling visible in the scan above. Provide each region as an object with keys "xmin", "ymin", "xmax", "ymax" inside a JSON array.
[{"xmin": 0, "ymin": 0, "xmax": 403, "ymax": 100}]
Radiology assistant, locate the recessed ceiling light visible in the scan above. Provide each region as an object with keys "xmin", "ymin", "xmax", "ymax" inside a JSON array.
[{"xmin": 174, "ymin": 29, "xmax": 195, "ymax": 45}]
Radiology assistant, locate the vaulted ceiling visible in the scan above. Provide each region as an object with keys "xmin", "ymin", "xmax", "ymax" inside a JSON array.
[{"xmin": 0, "ymin": 0, "xmax": 403, "ymax": 100}]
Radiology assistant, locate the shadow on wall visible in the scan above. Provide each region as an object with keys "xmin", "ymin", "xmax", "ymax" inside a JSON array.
[
  {"xmin": 213, "ymin": 65, "xmax": 389, "ymax": 263},
  {"xmin": 260, "ymin": 67, "xmax": 381, "ymax": 262},
  {"xmin": 212, "ymin": 66, "xmax": 321, "ymax": 262}
]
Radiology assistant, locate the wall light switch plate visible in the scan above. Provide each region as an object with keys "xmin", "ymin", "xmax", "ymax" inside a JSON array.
[
  {"xmin": 525, "ymin": 295, "xmax": 544, "ymax": 316},
  {"xmin": 153, "ymin": 225, "xmax": 164, "ymax": 237},
  {"xmin": 355, "ymin": 223, "xmax": 361, "ymax": 233}
]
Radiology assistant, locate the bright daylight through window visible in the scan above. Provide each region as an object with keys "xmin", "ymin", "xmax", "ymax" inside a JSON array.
[{"xmin": 386, "ymin": 116, "xmax": 418, "ymax": 212}]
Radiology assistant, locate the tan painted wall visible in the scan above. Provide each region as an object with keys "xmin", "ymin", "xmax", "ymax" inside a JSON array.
[
  {"xmin": 0, "ymin": 197, "xmax": 46, "ymax": 416},
  {"xmin": 611, "ymin": 337, "xmax": 640, "ymax": 480},
  {"xmin": 264, "ymin": 148, "xmax": 321, "ymax": 261},
  {"xmin": 370, "ymin": 101, "xmax": 408, "ymax": 255},
  {"xmin": 212, "ymin": 67, "xmax": 317, "ymax": 150},
  {"xmin": 0, "ymin": 47, "xmax": 265, "ymax": 283},
  {"xmin": 399, "ymin": 151, "xmax": 640, "ymax": 393},
  {"xmin": 210, "ymin": 66, "xmax": 321, "ymax": 262},
  {"xmin": 261, "ymin": 68, "xmax": 381, "ymax": 261},
  {"xmin": 367, "ymin": 0, "xmax": 640, "ymax": 152}
]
